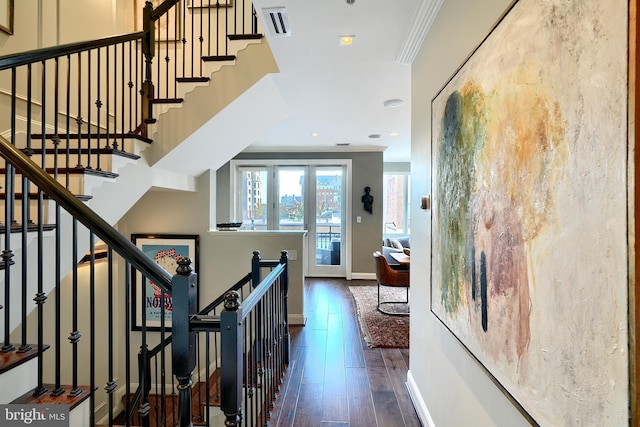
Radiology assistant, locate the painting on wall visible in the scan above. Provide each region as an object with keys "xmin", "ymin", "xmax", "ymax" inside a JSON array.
[
  {"xmin": 132, "ymin": 234, "xmax": 199, "ymax": 331},
  {"xmin": 0, "ymin": 0, "xmax": 13, "ymax": 35},
  {"xmin": 430, "ymin": 0, "xmax": 628, "ymax": 425}
]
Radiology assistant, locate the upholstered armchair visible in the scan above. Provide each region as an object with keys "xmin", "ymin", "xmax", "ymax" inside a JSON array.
[{"xmin": 373, "ymin": 251, "xmax": 410, "ymax": 316}]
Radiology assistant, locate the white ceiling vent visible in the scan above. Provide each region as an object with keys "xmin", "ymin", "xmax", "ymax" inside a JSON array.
[{"xmin": 263, "ymin": 7, "xmax": 292, "ymax": 37}]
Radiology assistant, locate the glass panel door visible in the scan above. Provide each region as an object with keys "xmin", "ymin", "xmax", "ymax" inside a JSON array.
[
  {"xmin": 309, "ymin": 166, "xmax": 344, "ymax": 276},
  {"xmin": 277, "ymin": 168, "xmax": 306, "ymax": 231}
]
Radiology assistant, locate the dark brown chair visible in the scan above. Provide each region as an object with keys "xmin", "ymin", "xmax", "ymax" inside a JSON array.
[{"xmin": 373, "ymin": 251, "xmax": 410, "ymax": 316}]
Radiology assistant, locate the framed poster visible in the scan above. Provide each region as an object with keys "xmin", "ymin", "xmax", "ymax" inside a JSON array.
[
  {"xmin": 0, "ymin": 0, "xmax": 13, "ymax": 35},
  {"xmin": 132, "ymin": 234, "xmax": 199, "ymax": 331},
  {"xmin": 430, "ymin": 0, "xmax": 627, "ymax": 425}
]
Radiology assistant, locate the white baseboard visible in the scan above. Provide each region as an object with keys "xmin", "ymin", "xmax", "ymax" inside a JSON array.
[
  {"xmin": 350, "ymin": 272, "xmax": 376, "ymax": 280},
  {"xmin": 288, "ymin": 313, "xmax": 306, "ymax": 325},
  {"xmin": 407, "ymin": 370, "xmax": 436, "ymax": 427}
]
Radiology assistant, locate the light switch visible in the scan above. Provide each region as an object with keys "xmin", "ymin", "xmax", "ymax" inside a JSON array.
[{"xmin": 356, "ymin": 216, "xmax": 362, "ymax": 223}]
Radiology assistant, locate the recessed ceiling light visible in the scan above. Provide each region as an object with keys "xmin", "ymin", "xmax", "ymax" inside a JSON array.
[
  {"xmin": 383, "ymin": 98, "xmax": 404, "ymax": 108},
  {"xmin": 311, "ymin": 131, "xmax": 319, "ymax": 137},
  {"xmin": 390, "ymin": 131, "xmax": 399, "ymax": 137},
  {"xmin": 368, "ymin": 134, "xmax": 381, "ymax": 139},
  {"xmin": 339, "ymin": 35, "xmax": 355, "ymax": 46}
]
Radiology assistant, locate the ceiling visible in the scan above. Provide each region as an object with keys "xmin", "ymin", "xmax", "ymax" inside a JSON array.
[{"xmin": 245, "ymin": 0, "xmax": 443, "ymax": 163}]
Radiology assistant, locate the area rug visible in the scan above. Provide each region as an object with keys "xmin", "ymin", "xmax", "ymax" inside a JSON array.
[{"xmin": 348, "ymin": 284, "xmax": 409, "ymax": 349}]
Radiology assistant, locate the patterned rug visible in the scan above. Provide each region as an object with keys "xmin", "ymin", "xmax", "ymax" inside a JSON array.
[{"xmin": 349, "ymin": 284, "xmax": 410, "ymax": 349}]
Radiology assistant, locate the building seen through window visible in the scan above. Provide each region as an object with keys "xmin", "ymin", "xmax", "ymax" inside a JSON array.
[{"xmin": 383, "ymin": 173, "xmax": 410, "ymax": 237}]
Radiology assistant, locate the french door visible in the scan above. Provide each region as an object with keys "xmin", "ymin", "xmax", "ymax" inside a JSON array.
[{"xmin": 232, "ymin": 160, "xmax": 349, "ymax": 277}]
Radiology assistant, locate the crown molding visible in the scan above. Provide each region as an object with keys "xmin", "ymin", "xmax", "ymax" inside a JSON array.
[{"xmin": 396, "ymin": 0, "xmax": 444, "ymax": 65}]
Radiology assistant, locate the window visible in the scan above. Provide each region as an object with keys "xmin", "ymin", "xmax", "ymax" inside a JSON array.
[
  {"xmin": 383, "ymin": 172, "xmax": 410, "ymax": 237},
  {"xmin": 236, "ymin": 167, "xmax": 268, "ymax": 229}
]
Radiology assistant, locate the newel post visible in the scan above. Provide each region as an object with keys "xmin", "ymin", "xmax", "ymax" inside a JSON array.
[
  {"xmin": 141, "ymin": 0, "xmax": 155, "ymax": 138},
  {"xmin": 171, "ymin": 256, "xmax": 197, "ymax": 427},
  {"xmin": 221, "ymin": 290, "xmax": 243, "ymax": 426},
  {"xmin": 251, "ymin": 250, "xmax": 261, "ymax": 288},
  {"xmin": 279, "ymin": 250, "xmax": 290, "ymax": 365}
]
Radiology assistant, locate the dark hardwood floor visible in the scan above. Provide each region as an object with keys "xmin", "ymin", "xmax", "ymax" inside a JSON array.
[{"xmin": 269, "ymin": 277, "xmax": 420, "ymax": 427}]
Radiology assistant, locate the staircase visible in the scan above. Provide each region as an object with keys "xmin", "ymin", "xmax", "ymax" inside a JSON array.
[{"xmin": 0, "ymin": 1, "xmax": 290, "ymax": 426}]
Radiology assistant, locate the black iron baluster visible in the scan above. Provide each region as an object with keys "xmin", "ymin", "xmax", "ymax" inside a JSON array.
[
  {"xmin": 87, "ymin": 50, "xmax": 93, "ymax": 169},
  {"xmin": 198, "ymin": 0, "xmax": 204, "ymax": 77},
  {"xmin": 1, "ymin": 67, "xmax": 16, "ymax": 354},
  {"xmin": 65, "ymin": 55, "xmax": 71, "ymax": 189},
  {"xmin": 112, "ymin": 43, "xmax": 118, "ymax": 150},
  {"xmin": 128, "ymin": 41, "xmax": 134, "ymax": 152},
  {"xmin": 120, "ymin": 42, "xmax": 126, "ymax": 151},
  {"xmin": 105, "ymin": 248, "xmax": 117, "ymax": 424},
  {"xmin": 156, "ymin": 13, "xmax": 161, "ymax": 98},
  {"xmin": 105, "ymin": 45, "xmax": 111, "ymax": 150},
  {"xmin": 33, "ymin": 59, "xmax": 48, "ymax": 397},
  {"xmin": 76, "ymin": 52, "xmax": 84, "ymax": 168},
  {"xmin": 190, "ymin": 0, "xmax": 195, "ymax": 77},
  {"xmin": 124, "ymin": 261, "xmax": 132, "ymax": 427},
  {"xmin": 133, "ymin": 40, "xmax": 139, "ymax": 145},
  {"xmin": 20, "ymin": 63, "xmax": 33, "ymax": 355},
  {"xmin": 51, "ymin": 56, "xmax": 63, "ymax": 397},
  {"xmin": 89, "ymin": 232, "xmax": 96, "ymax": 425},
  {"xmin": 69, "ymin": 219, "xmax": 82, "ymax": 397},
  {"xmin": 95, "ymin": 48, "xmax": 102, "ymax": 172},
  {"xmin": 173, "ymin": 6, "xmax": 178, "ymax": 99}
]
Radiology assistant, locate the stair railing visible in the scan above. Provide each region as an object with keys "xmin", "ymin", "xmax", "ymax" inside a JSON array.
[
  {"xmin": 0, "ymin": 0, "xmax": 267, "ymax": 424},
  {"xmin": 124, "ymin": 250, "xmax": 290, "ymax": 427},
  {"xmin": 0, "ymin": 134, "xmax": 291, "ymax": 426},
  {"xmin": 140, "ymin": 0, "xmax": 262, "ymax": 137}
]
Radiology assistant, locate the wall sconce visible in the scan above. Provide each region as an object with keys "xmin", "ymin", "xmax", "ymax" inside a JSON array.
[{"xmin": 420, "ymin": 195, "xmax": 431, "ymax": 211}]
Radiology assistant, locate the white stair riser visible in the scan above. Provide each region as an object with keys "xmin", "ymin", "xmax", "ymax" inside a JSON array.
[
  {"xmin": 0, "ymin": 153, "xmax": 116, "ymax": 173},
  {"xmin": 0, "ymin": 358, "xmax": 38, "ymax": 403}
]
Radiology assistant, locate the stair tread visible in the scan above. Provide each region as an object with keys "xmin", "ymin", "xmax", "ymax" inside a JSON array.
[
  {"xmin": 0, "ymin": 344, "xmax": 50, "ymax": 374},
  {"xmin": 12, "ymin": 384, "xmax": 93, "ymax": 411},
  {"xmin": 176, "ymin": 77, "xmax": 210, "ymax": 83},
  {"xmin": 0, "ymin": 166, "xmax": 119, "ymax": 178},
  {"xmin": 0, "ymin": 223, "xmax": 57, "ymax": 234},
  {"xmin": 0, "ymin": 193, "xmax": 92, "ymax": 201},
  {"xmin": 228, "ymin": 33, "xmax": 263, "ymax": 40},
  {"xmin": 20, "ymin": 147, "xmax": 141, "ymax": 161},
  {"xmin": 150, "ymin": 98, "xmax": 184, "ymax": 104},
  {"xmin": 201, "ymin": 55, "xmax": 235, "ymax": 62}
]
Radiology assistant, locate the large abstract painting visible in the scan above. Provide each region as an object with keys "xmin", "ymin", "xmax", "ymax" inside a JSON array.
[{"xmin": 430, "ymin": 0, "xmax": 628, "ymax": 424}]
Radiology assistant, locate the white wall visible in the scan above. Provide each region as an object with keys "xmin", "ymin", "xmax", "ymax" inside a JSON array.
[
  {"xmin": 408, "ymin": 3, "xmax": 522, "ymax": 423},
  {"xmin": 408, "ymin": 0, "xmax": 629, "ymax": 425}
]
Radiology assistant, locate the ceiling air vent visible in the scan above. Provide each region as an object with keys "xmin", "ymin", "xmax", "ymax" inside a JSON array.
[{"xmin": 263, "ymin": 7, "xmax": 291, "ymax": 37}]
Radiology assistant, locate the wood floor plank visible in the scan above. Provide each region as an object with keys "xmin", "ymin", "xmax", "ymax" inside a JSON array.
[
  {"xmin": 371, "ymin": 390, "xmax": 406, "ymax": 427},
  {"xmin": 381, "ymin": 349, "xmax": 421, "ymax": 427},
  {"xmin": 322, "ymin": 312, "xmax": 348, "ymax": 422},
  {"xmin": 345, "ymin": 367, "xmax": 378, "ymax": 427},
  {"xmin": 342, "ymin": 283, "xmax": 368, "ymax": 369},
  {"xmin": 293, "ymin": 382, "xmax": 324, "ymax": 427},
  {"xmin": 273, "ymin": 340, "xmax": 308, "ymax": 426},
  {"xmin": 364, "ymin": 349, "xmax": 395, "ymax": 393},
  {"xmin": 270, "ymin": 278, "xmax": 421, "ymax": 427},
  {"xmin": 302, "ymin": 329, "xmax": 327, "ymax": 384}
]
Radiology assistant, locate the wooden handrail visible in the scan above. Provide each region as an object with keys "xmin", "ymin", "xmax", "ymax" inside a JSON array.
[
  {"xmin": 151, "ymin": 0, "xmax": 180, "ymax": 21},
  {"xmin": 0, "ymin": 32, "xmax": 145, "ymax": 71},
  {"xmin": 0, "ymin": 135, "xmax": 173, "ymax": 292}
]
